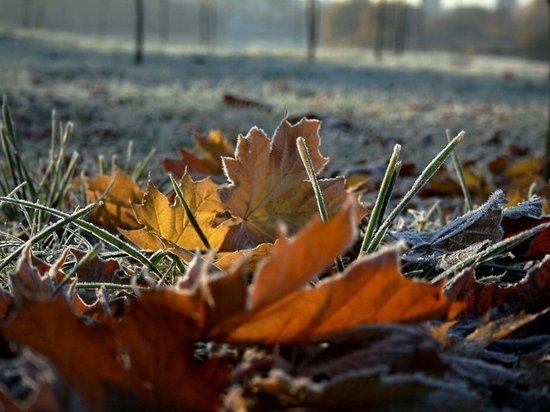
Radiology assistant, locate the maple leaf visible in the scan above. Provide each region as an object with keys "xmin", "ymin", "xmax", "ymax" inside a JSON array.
[
  {"xmin": 86, "ymin": 169, "xmax": 144, "ymax": 231},
  {"xmin": 218, "ymin": 117, "xmax": 357, "ymax": 248},
  {"xmin": 201, "ymin": 200, "xmax": 461, "ymax": 344},
  {"xmin": 121, "ymin": 173, "xmax": 229, "ymax": 252},
  {"xmin": 162, "ymin": 130, "xmax": 233, "ymax": 178},
  {"xmin": 0, "ymin": 293, "xmax": 229, "ymax": 412}
]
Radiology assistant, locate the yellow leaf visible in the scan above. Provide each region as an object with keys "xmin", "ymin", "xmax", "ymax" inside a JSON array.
[
  {"xmin": 86, "ymin": 169, "xmax": 144, "ymax": 231},
  {"xmin": 122, "ymin": 174, "xmax": 228, "ymax": 252}
]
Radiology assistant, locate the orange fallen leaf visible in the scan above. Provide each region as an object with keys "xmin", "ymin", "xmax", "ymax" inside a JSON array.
[
  {"xmin": 219, "ymin": 118, "xmax": 357, "ymax": 248},
  {"xmin": 211, "ymin": 247, "xmax": 460, "ymax": 344},
  {"xmin": 122, "ymin": 173, "xmax": 229, "ymax": 252},
  {"xmin": 163, "ymin": 130, "xmax": 234, "ymax": 178},
  {"xmin": 1, "ymin": 293, "xmax": 229, "ymax": 412},
  {"xmin": 86, "ymin": 169, "xmax": 144, "ymax": 231}
]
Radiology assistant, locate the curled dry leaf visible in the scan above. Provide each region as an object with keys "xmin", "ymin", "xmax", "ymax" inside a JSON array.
[
  {"xmin": 86, "ymin": 169, "xmax": 144, "ymax": 231},
  {"xmin": 396, "ymin": 191, "xmax": 506, "ymax": 276},
  {"xmin": 122, "ymin": 173, "xmax": 229, "ymax": 252},
  {"xmin": 445, "ymin": 257, "xmax": 550, "ymax": 316},
  {"xmin": 162, "ymin": 130, "xmax": 234, "ymax": 178},
  {"xmin": 235, "ymin": 365, "xmax": 481, "ymax": 412},
  {"xmin": 219, "ymin": 117, "xmax": 359, "ymax": 249}
]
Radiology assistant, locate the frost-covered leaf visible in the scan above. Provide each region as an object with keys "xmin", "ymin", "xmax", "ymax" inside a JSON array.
[
  {"xmin": 396, "ymin": 191, "xmax": 507, "ymax": 276},
  {"xmin": 445, "ymin": 257, "xmax": 550, "ymax": 315},
  {"xmin": 219, "ymin": 117, "xmax": 356, "ymax": 248}
]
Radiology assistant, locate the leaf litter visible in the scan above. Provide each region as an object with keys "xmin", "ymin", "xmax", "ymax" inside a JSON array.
[{"xmin": 0, "ymin": 109, "xmax": 548, "ymax": 411}]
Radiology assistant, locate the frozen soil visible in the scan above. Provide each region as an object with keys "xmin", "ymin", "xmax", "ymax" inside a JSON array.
[{"xmin": 0, "ymin": 27, "xmax": 547, "ymax": 176}]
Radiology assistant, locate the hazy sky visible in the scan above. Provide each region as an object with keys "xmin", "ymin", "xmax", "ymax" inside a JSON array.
[{"xmin": 408, "ymin": 0, "xmax": 531, "ymax": 8}]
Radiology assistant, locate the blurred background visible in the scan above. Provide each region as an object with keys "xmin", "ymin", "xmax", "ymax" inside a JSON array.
[
  {"xmin": 1, "ymin": 0, "xmax": 547, "ymax": 59},
  {"xmin": 0, "ymin": 0, "xmax": 547, "ymax": 175}
]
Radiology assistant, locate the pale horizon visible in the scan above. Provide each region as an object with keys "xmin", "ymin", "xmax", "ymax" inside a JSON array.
[{"xmin": 325, "ymin": 0, "xmax": 533, "ymax": 9}]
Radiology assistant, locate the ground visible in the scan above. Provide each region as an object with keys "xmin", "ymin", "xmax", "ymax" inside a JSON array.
[{"xmin": 0, "ymin": 27, "xmax": 547, "ymax": 177}]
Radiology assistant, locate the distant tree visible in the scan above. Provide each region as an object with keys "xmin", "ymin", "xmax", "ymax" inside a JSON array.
[
  {"xmin": 514, "ymin": 0, "xmax": 548, "ymax": 60},
  {"xmin": 21, "ymin": 0, "xmax": 44, "ymax": 28},
  {"xmin": 374, "ymin": 0, "xmax": 387, "ymax": 59},
  {"xmin": 22, "ymin": 0, "xmax": 32, "ymax": 27},
  {"xmin": 134, "ymin": 0, "xmax": 145, "ymax": 64},
  {"xmin": 393, "ymin": 0, "xmax": 407, "ymax": 54},
  {"xmin": 199, "ymin": 0, "xmax": 216, "ymax": 47},
  {"xmin": 160, "ymin": 0, "xmax": 170, "ymax": 42},
  {"xmin": 98, "ymin": 0, "xmax": 110, "ymax": 39},
  {"xmin": 306, "ymin": 0, "xmax": 319, "ymax": 62}
]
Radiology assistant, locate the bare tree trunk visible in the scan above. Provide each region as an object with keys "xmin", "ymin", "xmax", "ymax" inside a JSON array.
[
  {"xmin": 22, "ymin": 0, "xmax": 32, "ymax": 28},
  {"xmin": 393, "ymin": 0, "xmax": 407, "ymax": 54},
  {"xmin": 374, "ymin": 0, "xmax": 387, "ymax": 59},
  {"xmin": 416, "ymin": 2, "xmax": 426, "ymax": 50},
  {"xmin": 134, "ymin": 0, "xmax": 145, "ymax": 65},
  {"xmin": 199, "ymin": 0, "xmax": 213, "ymax": 47},
  {"xmin": 306, "ymin": 0, "xmax": 319, "ymax": 62},
  {"xmin": 98, "ymin": 0, "xmax": 110, "ymax": 39},
  {"xmin": 34, "ymin": 0, "xmax": 44, "ymax": 28},
  {"xmin": 293, "ymin": 0, "xmax": 302, "ymax": 46},
  {"xmin": 160, "ymin": 0, "xmax": 170, "ymax": 43}
]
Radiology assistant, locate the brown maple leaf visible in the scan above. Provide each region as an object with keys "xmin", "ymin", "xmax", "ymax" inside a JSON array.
[
  {"xmin": 218, "ymin": 117, "xmax": 358, "ymax": 249},
  {"xmin": 163, "ymin": 130, "xmax": 233, "ymax": 178},
  {"xmin": 0, "ymin": 293, "xmax": 229, "ymax": 411},
  {"xmin": 121, "ymin": 173, "xmax": 229, "ymax": 252}
]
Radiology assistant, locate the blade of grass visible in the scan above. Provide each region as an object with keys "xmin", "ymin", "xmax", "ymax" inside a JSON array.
[
  {"xmin": 132, "ymin": 148, "xmax": 156, "ymax": 181},
  {"xmin": 430, "ymin": 222, "xmax": 549, "ymax": 284},
  {"xmin": 0, "ymin": 196, "xmax": 162, "ymax": 279},
  {"xmin": 297, "ymin": 137, "xmax": 345, "ymax": 273},
  {"xmin": 169, "ymin": 174, "xmax": 212, "ymax": 251},
  {"xmin": 74, "ymin": 282, "xmax": 148, "ymax": 291},
  {"xmin": 446, "ymin": 129, "xmax": 473, "ymax": 212},
  {"xmin": 359, "ymin": 144, "xmax": 401, "ymax": 256},
  {"xmin": 368, "ymin": 131, "xmax": 466, "ymax": 252},
  {"xmin": 0, "ymin": 203, "xmax": 97, "ymax": 272},
  {"xmin": 1, "ymin": 96, "xmax": 36, "ymax": 200}
]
